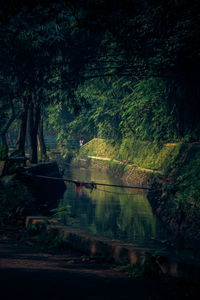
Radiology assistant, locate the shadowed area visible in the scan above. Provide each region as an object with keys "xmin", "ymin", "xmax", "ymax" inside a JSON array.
[{"xmin": 0, "ymin": 238, "xmax": 199, "ymax": 300}]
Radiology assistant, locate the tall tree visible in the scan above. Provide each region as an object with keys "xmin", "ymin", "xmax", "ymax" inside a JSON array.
[
  {"xmin": 27, "ymin": 93, "xmax": 40, "ymax": 164},
  {"xmin": 37, "ymin": 116, "xmax": 48, "ymax": 161},
  {"xmin": 16, "ymin": 96, "xmax": 29, "ymax": 155}
]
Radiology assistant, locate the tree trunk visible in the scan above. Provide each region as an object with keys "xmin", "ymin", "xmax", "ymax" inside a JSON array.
[
  {"xmin": 0, "ymin": 99, "xmax": 16, "ymax": 148},
  {"xmin": 16, "ymin": 98, "xmax": 28, "ymax": 155},
  {"xmin": 37, "ymin": 117, "xmax": 48, "ymax": 161},
  {"xmin": 27, "ymin": 93, "xmax": 40, "ymax": 164}
]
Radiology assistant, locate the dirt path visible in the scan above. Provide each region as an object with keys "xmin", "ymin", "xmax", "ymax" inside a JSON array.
[{"xmin": 0, "ymin": 227, "xmax": 199, "ymax": 300}]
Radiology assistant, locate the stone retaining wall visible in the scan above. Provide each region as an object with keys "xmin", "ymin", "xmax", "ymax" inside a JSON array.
[{"xmin": 71, "ymin": 156, "xmax": 158, "ymax": 188}]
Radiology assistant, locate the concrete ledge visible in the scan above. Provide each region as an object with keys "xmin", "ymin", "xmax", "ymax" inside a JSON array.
[
  {"xmin": 26, "ymin": 216, "xmax": 200, "ymax": 283},
  {"xmin": 71, "ymin": 157, "xmax": 156, "ymax": 187}
]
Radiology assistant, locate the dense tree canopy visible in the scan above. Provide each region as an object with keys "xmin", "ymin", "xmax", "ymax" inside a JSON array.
[{"xmin": 1, "ymin": 0, "xmax": 200, "ymax": 161}]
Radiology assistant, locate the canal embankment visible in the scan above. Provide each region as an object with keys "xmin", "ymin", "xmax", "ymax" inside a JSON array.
[
  {"xmin": 70, "ymin": 138, "xmax": 179, "ymax": 187},
  {"xmin": 1, "ymin": 146, "xmax": 200, "ymax": 285},
  {"xmin": 70, "ymin": 138, "xmax": 200, "ymax": 244}
]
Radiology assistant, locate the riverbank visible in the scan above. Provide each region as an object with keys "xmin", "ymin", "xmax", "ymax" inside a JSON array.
[
  {"xmin": 71, "ymin": 155, "xmax": 160, "ymax": 188},
  {"xmin": 70, "ymin": 138, "xmax": 180, "ymax": 187},
  {"xmin": 147, "ymin": 143, "xmax": 200, "ymax": 244},
  {"xmin": 70, "ymin": 138, "xmax": 200, "ymax": 244}
]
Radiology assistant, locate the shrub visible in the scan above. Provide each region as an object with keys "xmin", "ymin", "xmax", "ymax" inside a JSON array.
[{"xmin": 0, "ymin": 175, "xmax": 35, "ymax": 225}]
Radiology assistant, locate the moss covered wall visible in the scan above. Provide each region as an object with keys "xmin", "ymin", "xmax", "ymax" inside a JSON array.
[
  {"xmin": 74, "ymin": 138, "xmax": 177, "ymax": 187},
  {"xmin": 79, "ymin": 138, "xmax": 182, "ymax": 172},
  {"xmin": 79, "ymin": 138, "xmax": 118, "ymax": 158}
]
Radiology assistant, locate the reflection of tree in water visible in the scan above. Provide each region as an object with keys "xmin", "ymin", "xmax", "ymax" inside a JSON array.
[
  {"xmin": 58, "ymin": 181, "xmax": 158, "ymax": 244},
  {"xmin": 116, "ymin": 193, "xmax": 157, "ymax": 243},
  {"xmin": 88, "ymin": 188, "xmax": 156, "ymax": 243},
  {"xmin": 93, "ymin": 194, "xmax": 121, "ymax": 237},
  {"xmin": 58, "ymin": 183, "xmax": 95, "ymax": 228}
]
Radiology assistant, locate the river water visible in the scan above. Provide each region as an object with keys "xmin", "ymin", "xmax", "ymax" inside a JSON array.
[{"xmin": 56, "ymin": 167, "xmax": 174, "ymax": 250}]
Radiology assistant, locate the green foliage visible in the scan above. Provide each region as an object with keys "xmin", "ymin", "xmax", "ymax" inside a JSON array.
[
  {"xmin": 28, "ymin": 225, "xmax": 67, "ymax": 249},
  {"xmin": 119, "ymin": 140, "xmax": 182, "ymax": 172},
  {"xmin": 66, "ymin": 77, "xmax": 124, "ymax": 142},
  {"xmin": 79, "ymin": 138, "xmax": 119, "ymax": 158},
  {"xmin": 167, "ymin": 145, "xmax": 200, "ymax": 217},
  {"xmin": 51, "ymin": 204, "xmax": 72, "ymax": 219},
  {"xmin": 79, "ymin": 137, "xmax": 182, "ymax": 172},
  {"xmin": 1, "ymin": 0, "xmax": 199, "ymax": 166},
  {"xmin": 115, "ymin": 257, "xmax": 162, "ymax": 278},
  {"xmin": 147, "ymin": 144, "xmax": 200, "ymax": 234},
  {"xmin": 27, "ymin": 227, "xmax": 55, "ymax": 248},
  {"xmin": 0, "ymin": 145, "xmax": 8, "ymax": 160},
  {"xmin": 57, "ymin": 72, "xmax": 200, "ymax": 147},
  {"xmin": 121, "ymin": 78, "xmax": 179, "ymax": 143},
  {"xmin": 116, "ymin": 263, "xmax": 145, "ymax": 277},
  {"xmin": 0, "ymin": 176, "xmax": 35, "ymax": 224}
]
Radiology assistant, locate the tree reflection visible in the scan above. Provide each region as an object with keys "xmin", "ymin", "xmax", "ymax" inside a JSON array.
[{"xmin": 57, "ymin": 168, "xmax": 167, "ymax": 247}]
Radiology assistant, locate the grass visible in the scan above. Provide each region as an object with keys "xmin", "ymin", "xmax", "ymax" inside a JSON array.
[{"xmin": 79, "ymin": 137, "xmax": 182, "ymax": 172}]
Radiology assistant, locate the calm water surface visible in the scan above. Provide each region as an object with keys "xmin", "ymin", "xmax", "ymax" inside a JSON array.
[{"xmin": 57, "ymin": 167, "xmax": 173, "ymax": 249}]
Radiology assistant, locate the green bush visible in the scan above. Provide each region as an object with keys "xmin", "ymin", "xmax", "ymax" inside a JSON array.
[
  {"xmin": 152, "ymin": 144, "xmax": 200, "ymax": 228},
  {"xmin": 28, "ymin": 225, "xmax": 67, "ymax": 248},
  {"xmin": 0, "ymin": 175, "xmax": 35, "ymax": 225}
]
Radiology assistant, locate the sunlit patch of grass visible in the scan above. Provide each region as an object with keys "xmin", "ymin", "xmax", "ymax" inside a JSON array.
[{"xmin": 79, "ymin": 137, "xmax": 182, "ymax": 172}]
